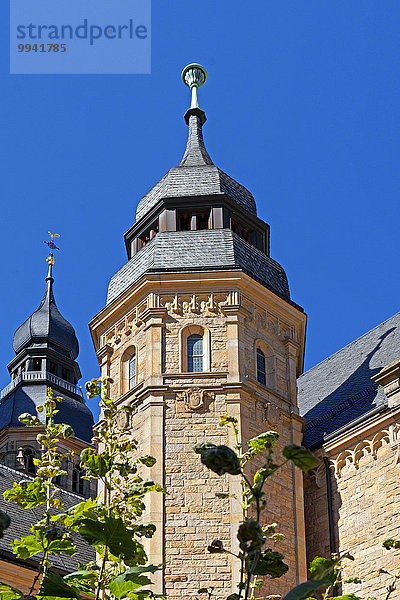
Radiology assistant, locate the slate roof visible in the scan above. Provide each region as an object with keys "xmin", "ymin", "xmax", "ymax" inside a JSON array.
[
  {"xmin": 0, "ymin": 464, "xmax": 95, "ymax": 573},
  {"xmin": 106, "ymin": 229, "xmax": 291, "ymax": 305},
  {"xmin": 13, "ymin": 272, "xmax": 79, "ymax": 360},
  {"xmin": 298, "ymin": 312, "xmax": 400, "ymax": 447},
  {"xmin": 0, "ymin": 384, "xmax": 94, "ymax": 444},
  {"xmin": 135, "ymin": 111, "xmax": 257, "ymax": 222}
]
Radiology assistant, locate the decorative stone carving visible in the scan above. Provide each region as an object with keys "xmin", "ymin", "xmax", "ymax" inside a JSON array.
[
  {"xmin": 188, "ymin": 295, "xmax": 199, "ymax": 313},
  {"xmin": 147, "ymin": 292, "xmax": 160, "ymax": 309},
  {"xmin": 176, "ymin": 387, "xmax": 214, "ymax": 412},
  {"xmin": 330, "ymin": 424, "xmax": 400, "ymax": 478},
  {"xmin": 170, "ymin": 295, "xmax": 182, "ymax": 314},
  {"xmin": 262, "ymin": 401, "xmax": 281, "ymax": 426},
  {"xmin": 309, "ymin": 462, "xmax": 329, "ymax": 488},
  {"xmin": 204, "ymin": 293, "xmax": 217, "ymax": 313}
]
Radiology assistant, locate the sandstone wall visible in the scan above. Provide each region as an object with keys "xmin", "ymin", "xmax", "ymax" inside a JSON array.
[
  {"xmin": 92, "ymin": 279, "xmax": 306, "ymax": 598},
  {"xmin": 305, "ymin": 417, "xmax": 400, "ymax": 600}
]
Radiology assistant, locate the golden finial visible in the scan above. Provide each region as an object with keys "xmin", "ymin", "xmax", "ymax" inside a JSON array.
[{"xmin": 44, "ymin": 232, "xmax": 60, "ymax": 278}]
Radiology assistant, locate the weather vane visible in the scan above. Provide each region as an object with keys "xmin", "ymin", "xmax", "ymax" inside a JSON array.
[{"xmin": 44, "ymin": 231, "xmax": 60, "ymax": 266}]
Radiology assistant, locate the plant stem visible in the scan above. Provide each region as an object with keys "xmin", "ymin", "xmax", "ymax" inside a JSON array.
[{"xmin": 28, "ymin": 546, "xmax": 48, "ymax": 596}]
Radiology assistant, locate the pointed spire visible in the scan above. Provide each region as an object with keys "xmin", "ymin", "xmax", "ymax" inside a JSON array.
[
  {"xmin": 44, "ymin": 254, "xmax": 55, "ymax": 303},
  {"xmin": 180, "ymin": 63, "xmax": 213, "ymax": 167},
  {"xmin": 43, "ymin": 231, "xmax": 59, "ymax": 300}
]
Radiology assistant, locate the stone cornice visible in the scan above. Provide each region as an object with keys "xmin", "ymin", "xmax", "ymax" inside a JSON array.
[{"xmin": 321, "ymin": 405, "xmax": 400, "ymax": 458}]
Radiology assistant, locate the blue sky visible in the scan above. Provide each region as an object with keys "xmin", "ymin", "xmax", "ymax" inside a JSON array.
[{"xmin": 1, "ymin": 1, "xmax": 399, "ymax": 420}]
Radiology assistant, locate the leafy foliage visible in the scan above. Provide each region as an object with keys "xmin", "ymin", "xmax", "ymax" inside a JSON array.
[
  {"xmin": 196, "ymin": 415, "xmax": 342, "ymax": 600},
  {"xmin": 383, "ymin": 538, "xmax": 400, "ymax": 550},
  {"xmin": 281, "ymin": 444, "xmax": 320, "ymax": 471},
  {"xmin": 39, "ymin": 572, "xmax": 81, "ymax": 598},
  {"xmin": 200, "ymin": 445, "xmax": 241, "ymax": 475},
  {"xmin": 0, "ymin": 581, "xmax": 24, "ymax": 600},
  {"xmin": 3, "ymin": 380, "xmax": 162, "ymax": 599},
  {"xmin": 4, "ymin": 479, "xmax": 47, "ymax": 509}
]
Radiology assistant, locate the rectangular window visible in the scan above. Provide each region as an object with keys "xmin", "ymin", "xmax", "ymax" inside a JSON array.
[
  {"xmin": 178, "ymin": 213, "xmax": 192, "ymax": 231},
  {"xmin": 129, "ymin": 355, "xmax": 137, "ymax": 389},
  {"xmin": 49, "ymin": 361, "xmax": 58, "ymax": 375},
  {"xmin": 32, "ymin": 358, "xmax": 42, "ymax": 371},
  {"xmin": 61, "ymin": 367, "xmax": 70, "ymax": 382},
  {"xmin": 197, "ymin": 212, "xmax": 210, "ymax": 230},
  {"xmin": 256, "ymin": 349, "xmax": 266, "ymax": 385},
  {"xmin": 187, "ymin": 334, "xmax": 203, "ymax": 372}
]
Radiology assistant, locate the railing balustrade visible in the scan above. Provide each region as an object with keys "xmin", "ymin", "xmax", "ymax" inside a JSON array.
[{"xmin": 0, "ymin": 371, "xmax": 83, "ymax": 400}]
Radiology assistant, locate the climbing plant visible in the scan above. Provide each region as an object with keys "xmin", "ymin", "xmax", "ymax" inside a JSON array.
[
  {"xmin": 195, "ymin": 415, "xmax": 362, "ymax": 600},
  {"xmin": 0, "ymin": 378, "xmax": 163, "ymax": 600}
]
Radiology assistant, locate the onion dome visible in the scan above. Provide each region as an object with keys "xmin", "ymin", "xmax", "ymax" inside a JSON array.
[{"xmin": 12, "ymin": 257, "xmax": 79, "ymax": 360}]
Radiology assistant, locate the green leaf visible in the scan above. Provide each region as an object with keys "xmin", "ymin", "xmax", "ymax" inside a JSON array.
[
  {"xmin": 121, "ymin": 565, "xmax": 160, "ymax": 575},
  {"xmin": 249, "ymin": 549, "xmax": 289, "ymax": 578},
  {"xmin": 4, "ymin": 479, "xmax": 47, "ymax": 509},
  {"xmin": 47, "ymin": 537, "xmax": 76, "ymax": 556},
  {"xmin": 60, "ymin": 424, "xmax": 75, "ymax": 439},
  {"xmin": 219, "ymin": 416, "xmax": 238, "ymax": 427},
  {"xmin": 237, "ymin": 519, "xmax": 265, "ymax": 553},
  {"xmin": 309, "ymin": 554, "xmax": 352, "ymax": 583},
  {"xmin": 248, "ymin": 431, "xmax": 280, "ymax": 453},
  {"xmin": 18, "ymin": 412, "xmax": 41, "ymax": 426},
  {"xmin": 139, "ymin": 455, "xmax": 157, "ymax": 467},
  {"xmin": 0, "ymin": 581, "xmax": 24, "ymax": 600},
  {"xmin": 108, "ymin": 565, "xmax": 159, "ymax": 599},
  {"xmin": 109, "ymin": 574, "xmax": 152, "ymax": 598},
  {"xmin": 133, "ymin": 523, "xmax": 156, "ymax": 538},
  {"xmin": 80, "ymin": 448, "xmax": 111, "ymax": 478},
  {"xmin": 64, "ymin": 570, "xmax": 98, "ymax": 583},
  {"xmin": 12, "ymin": 534, "xmax": 43, "ymax": 559},
  {"xmin": 281, "ymin": 579, "xmax": 330, "ymax": 600},
  {"xmin": 201, "ymin": 445, "xmax": 241, "ymax": 476},
  {"xmin": 282, "ymin": 445, "xmax": 319, "ymax": 471},
  {"xmin": 383, "ymin": 538, "xmax": 400, "ymax": 550},
  {"xmin": 38, "ymin": 572, "xmax": 81, "ymax": 599},
  {"xmin": 330, "ymin": 595, "xmax": 362, "ymax": 600},
  {"xmin": 343, "ymin": 577, "xmax": 362, "ymax": 585},
  {"xmin": 207, "ymin": 539, "xmax": 225, "ymax": 553},
  {"xmin": 79, "ymin": 516, "xmax": 140, "ymax": 560},
  {"xmin": 193, "ymin": 442, "xmax": 217, "ymax": 455}
]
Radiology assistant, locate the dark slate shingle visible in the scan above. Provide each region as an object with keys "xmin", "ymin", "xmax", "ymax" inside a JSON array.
[
  {"xmin": 106, "ymin": 229, "xmax": 291, "ymax": 305},
  {"xmin": 0, "ymin": 465, "xmax": 95, "ymax": 573},
  {"xmin": 298, "ymin": 313, "xmax": 400, "ymax": 447}
]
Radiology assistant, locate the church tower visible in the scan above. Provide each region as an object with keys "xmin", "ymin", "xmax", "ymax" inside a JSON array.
[
  {"xmin": 90, "ymin": 65, "xmax": 307, "ymax": 598},
  {"xmin": 0, "ymin": 237, "xmax": 94, "ymax": 496}
]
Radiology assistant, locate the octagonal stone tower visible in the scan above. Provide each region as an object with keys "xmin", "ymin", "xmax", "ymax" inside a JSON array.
[{"xmin": 90, "ymin": 65, "xmax": 307, "ymax": 599}]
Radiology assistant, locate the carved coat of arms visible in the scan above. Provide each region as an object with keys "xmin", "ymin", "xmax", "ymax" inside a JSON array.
[{"xmin": 176, "ymin": 387, "xmax": 213, "ymax": 412}]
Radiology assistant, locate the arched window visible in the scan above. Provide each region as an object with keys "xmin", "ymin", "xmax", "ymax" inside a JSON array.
[
  {"xmin": 121, "ymin": 347, "xmax": 138, "ymax": 395},
  {"xmin": 187, "ymin": 334, "xmax": 203, "ymax": 372},
  {"xmin": 72, "ymin": 465, "xmax": 87, "ymax": 496},
  {"xmin": 23, "ymin": 449, "xmax": 36, "ymax": 474},
  {"xmin": 129, "ymin": 353, "xmax": 137, "ymax": 389},
  {"xmin": 256, "ymin": 348, "xmax": 266, "ymax": 385}
]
